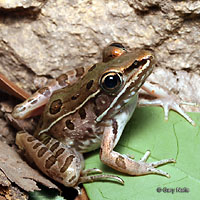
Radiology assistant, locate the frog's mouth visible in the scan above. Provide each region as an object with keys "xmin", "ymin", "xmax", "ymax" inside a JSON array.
[
  {"xmin": 127, "ymin": 57, "xmax": 154, "ymax": 95},
  {"xmin": 114, "ymin": 56, "xmax": 154, "ymax": 110}
]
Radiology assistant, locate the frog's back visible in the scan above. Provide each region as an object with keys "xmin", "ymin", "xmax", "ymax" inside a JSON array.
[
  {"xmin": 34, "ymin": 51, "xmax": 147, "ymax": 152},
  {"xmin": 34, "ymin": 62, "xmax": 110, "ymax": 152}
]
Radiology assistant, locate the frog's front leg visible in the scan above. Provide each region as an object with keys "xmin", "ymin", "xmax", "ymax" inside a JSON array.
[
  {"xmin": 12, "ymin": 67, "xmax": 88, "ymax": 120},
  {"xmin": 100, "ymin": 125, "xmax": 175, "ymax": 177},
  {"xmin": 139, "ymin": 81, "xmax": 195, "ymax": 126}
]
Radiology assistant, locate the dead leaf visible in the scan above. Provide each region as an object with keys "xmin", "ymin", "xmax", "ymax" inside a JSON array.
[
  {"xmin": 0, "ymin": 117, "xmax": 15, "ymax": 145},
  {"xmin": 0, "ymin": 170, "xmax": 10, "ymax": 187},
  {"xmin": 0, "ymin": 141, "xmax": 58, "ymax": 192},
  {"xmin": 5, "ymin": 113, "xmax": 37, "ymax": 134},
  {"xmin": 0, "ymin": 185, "xmax": 28, "ymax": 200},
  {"xmin": 0, "ymin": 73, "xmax": 30, "ymax": 101}
]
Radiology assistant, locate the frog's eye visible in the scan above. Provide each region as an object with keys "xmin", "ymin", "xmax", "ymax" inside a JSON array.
[{"xmin": 100, "ymin": 71, "xmax": 123, "ymax": 93}]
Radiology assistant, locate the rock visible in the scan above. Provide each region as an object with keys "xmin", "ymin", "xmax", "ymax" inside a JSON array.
[
  {"xmin": 0, "ymin": 0, "xmax": 45, "ymax": 10},
  {"xmin": 0, "ymin": 0, "xmax": 199, "ymax": 109},
  {"xmin": 0, "ymin": 0, "xmax": 199, "ymax": 105}
]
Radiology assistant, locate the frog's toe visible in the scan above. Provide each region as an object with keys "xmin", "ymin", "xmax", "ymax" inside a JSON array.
[
  {"xmin": 162, "ymin": 98, "xmax": 195, "ymax": 126},
  {"xmin": 81, "ymin": 168, "xmax": 102, "ymax": 176},
  {"xmin": 140, "ymin": 82, "xmax": 196, "ymax": 126},
  {"xmin": 139, "ymin": 150, "xmax": 175, "ymax": 178},
  {"xmin": 140, "ymin": 150, "xmax": 151, "ymax": 162},
  {"xmin": 78, "ymin": 173, "xmax": 124, "ymax": 185},
  {"xmin": 149, "ymin": 158, "xmax": 176, "ymax": 167},
  {"xmin": 146, "ymin": 159, "xmax": 175, "ymax": 178},
  {"xmin": 146, "ymin": 167, "xmax": 170, "ymax": 178},
  {"xmin": 139, "ymin": 96, "xmax": 195, "ymax": 126}
]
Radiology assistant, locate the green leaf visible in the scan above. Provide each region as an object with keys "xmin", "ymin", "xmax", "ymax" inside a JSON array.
[{"xmin": 84, "ymin": 107, "xmax": 200, "ymax": 200}]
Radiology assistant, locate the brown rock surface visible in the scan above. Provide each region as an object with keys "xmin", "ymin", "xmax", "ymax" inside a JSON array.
[{"xmin": 0, "ymin": 0, "xmax": 199, "ymax": 110}]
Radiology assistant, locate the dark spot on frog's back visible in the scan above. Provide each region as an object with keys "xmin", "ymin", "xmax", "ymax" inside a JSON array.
[
  {"xmin": 38, "ymin": 87, "xmax": 51, "ymax": 97},
  {"xmin": 88, "ymin": 64, "xmax": 96, "ymax": 72},
  {"xmin": 71, "ymin": 93, "xmax": 79, "ymax": 100},
  {"xmin": 75, "ymin": 67, "xmax": 85, "ymax": 77},
  {"xmin": 86, "ymin": 80, "xmax": 94, "ymax": 90},
  {"xmin": 56, "ymin": 74, "xmax": 68, "ymax": 86},
  {"xmin": 66, "ymin": 120, "xmax": 75, "ymax": 130},
  {"xmin": 78, "ymin": 107, "xmax": 86, "ymax": 119},
  {"xmin": 87, "ymin": 128, "xmax": 93, "ymax": 134},
  {"xmin": 50, "ymin": 99, "xmax": 62, "ymax": 114}
]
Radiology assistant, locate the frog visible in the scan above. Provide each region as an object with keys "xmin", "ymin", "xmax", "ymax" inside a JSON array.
[{"xmin": 12, "ymin": 43, "xmax": 195, "ymax": 193}]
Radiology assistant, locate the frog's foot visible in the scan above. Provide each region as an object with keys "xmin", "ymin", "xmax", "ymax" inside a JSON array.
[
  {"xmin": 73, "ymin": 169, "xmax": 124, "ymax": 195},
  {"xmin": 138, "ymin": 150, "xmax": 175, "ymax": 178},
  {"xmin": 139, "ymin": 81, "xmax": 195, "ymax": 126},
  {"xmin": 78, "ymin": 168, "xmax": 124, "ymax": 185}
]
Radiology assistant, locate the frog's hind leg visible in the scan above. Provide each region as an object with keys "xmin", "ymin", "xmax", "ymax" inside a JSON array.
[
  {"xmin": 16, "ymin": 131, "xmax": 84, "ymax": 188},
  {"xmin": 16, "ymin": 131, "xmax": 123, "ymax": 193}
]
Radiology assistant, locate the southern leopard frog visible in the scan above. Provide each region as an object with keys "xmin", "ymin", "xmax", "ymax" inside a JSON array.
[{"xmin": 12, "ymin": 43, "xmax": 195, "ymax": 193}]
